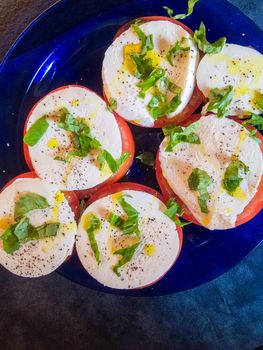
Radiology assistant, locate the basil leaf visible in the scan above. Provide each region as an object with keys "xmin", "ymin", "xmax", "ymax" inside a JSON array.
[
  {"xmin": 164, "ymin": 199, "xmax": 191, "ymax": 227},
  {"xmin": 98, "ymin": 150, "xmax": 130, "ymax": 174},
  {"xmin": 131, "ymin": 23, "xmax": 154, "ymax": 55},
  {"xmin": 148, "ymin": 94, "xmax": 182, "ymax": 119},
  {"xmin": 159, "ymin": 77, "xmax": 182, "ymax": 95},
  {"xmin": 107, "ymin": 97, "xmax": 117, "ymax": 113},
  {"xmin": 242, "ymin": 114, "xmax": 263, "ymax": 130},
  {"xmin": 107, "ymin": 195, "xmax": 140, "ymax": 236},
  {"xmin": 188, "ymin": 168, "xmax": 213, "ymax": 214},
  {"xmin": 136, "ymin": 152, "xmax": 155, "ymax": 167},
  {"xmin": 207, "ymin": 85, "xmax": 233, "ymax": 118},
  {"xmin": 166, "ymin": 38, "xmax": 190, "ymax": 66},
  {"xmin": 131, "ymin": 54, "xmax": 154, "ymax": 80},
  {"xmin": 163, "ymin": 122, "xmax": 200, "ymax": 152},
  {"xmin": 137, "ymin": 68, "xmax": 165, "ymax": 98},
  {"xmin": 163, "ymin": 0, "xmax": 199, "ymax": 20},
  {"xmin": 14, "ymin": 193, "xmax": 49, "ymax": 221},
  {"xmin": 255, "ymin": 91, "xmax": 263, "ymax": 112},
  {"xmin": 113, "ymin": 242, "xmax": 140, "ymax": 277},
  {"xmin": 14, "ymin": 217, "xmax": 34, "ymax": 241},
  {"xmin": 0, "ymin": 224, "xmax": 20, "ymax": 254},
  {"xmin": 23, "ymin": 116, "xmax": 49, "ymax": 146},
  {"xmin": 194, "ymin": 22, "xmax": 226, "ymax": 54},
  {"xmin": 85, "ymin": 213, "xmax": 101, "ymax": 264},
  {"xmin": 223, "ymin": 158, "xmax": 249, "ymax": 195},
  {"xmin": 34, "ymin": 223, "xmax": 60, "ymax": 239}
]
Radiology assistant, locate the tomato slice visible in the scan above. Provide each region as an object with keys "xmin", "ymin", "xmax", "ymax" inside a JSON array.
[
  {"xmin": 156, "ymin": 114, "xmax": 263, "ymax": 227},
  {"xmin": 103, "ymin": 16, "xmax": 205, "ymax": 129},
  {"xmin": 23, "ymin": 85, "xmax": 135, "ymax": 200},
  {"xmin": 1, "ymin": 172, "xmax": 80, "ymax": 221},
  {"xmin": 87, "ymin": 181, "xmax": 183, "ymax": 257}
]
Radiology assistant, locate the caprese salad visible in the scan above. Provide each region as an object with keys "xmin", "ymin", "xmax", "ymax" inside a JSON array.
[{"xmin": 76, "ymin": 183, "xmax": 182, "ymax": 289}]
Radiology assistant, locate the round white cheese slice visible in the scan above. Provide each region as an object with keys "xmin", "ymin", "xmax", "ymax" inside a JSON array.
[
  {"xmin": 159, "ymin": 115, "xmax": 263, "ymax": 230},
  {"xmin": 196, "ymin": 44, "xmax": 263, "ymax": 116},
  {"xmin": 25, "ymin": 85, "xmax": 122, "ymax": 191},
  {"xmin": 102, "ymin": 20, "xmax": 200, "ymax": 127},
  {"xmin": 76, "ymin": 189, "xmax": 181, "ymax": 289},
  {"xmin": 0, "ymin": 177, "xmax": 77, "ymax": 277}
]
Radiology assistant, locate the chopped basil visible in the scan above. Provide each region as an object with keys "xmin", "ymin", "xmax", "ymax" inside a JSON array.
[
  {"xmin": 194, "ymin": 22, "xmax": 226, "ymax": 54},
  {"xmin": 136, "ymin": 152, "xmax": 155, "ymax": 167},
  {"xmin": 255, "ymin": 91, "xmax": 263, "ymax": 112},
  {"xmin": 107, "ymin": 195, "xmax": 140, "ymax": 236},
  {"xmin": 159, "ymin": 77, "xmax": 182, "ymax": 95},
  {"xmin": 163, "ymin": 122, "xmax": 200, "ymax": 152},
  {"xmin": 242, "ymin": 114, "xmax": 263, "ymax": 129},
  {"xmin": 107, "ymin": 97, "xmax": 117, "ymax": 113},
  {"xmin": 188, "ymin": 168, "xmax": 213, "ymax": 214},
  {"xmin": 113, "ymin": 242, "xmax": 140, "ymax": 276},
  {"xmin": 14, "ymin": 192, "xmax": 49, "ymax": 221},
  {"xmin": 166, "ymin": 38, "xmax": 190, "ymax": 66},
  {"xmin": 0, "ymin": 224, "xmax": 20, "ymax": 254},
  {"xmin": 164, "ymin": 198, "xmax": 191, "ymax": 227},
  {"xmin": 207, "ymin": 85, "xmax": 233, "ymax": 118},
  {"xmin": 223, "ymin": 158, "xmax": 249, "ymax": 195},
  {"xmin": 132, "ymin": 54, "xmax": 155, "ymax": 79},
  {"xmin": 98, "ymin": 150, "xmax": 130, "ymax": 174},
  {"xmin": 85, "ymin": 213, "xmax": 101, "ymax": 264},
  {"xmin": 131, "ymin": 23, "xmax": 154, "ymax": 55},
  {"xmin": 163, "ymin": 0, "xmax": 199, "ymax": 20},
  {"xmin": 137, "ymin": 68, "xmax": 165, "ymax": 98},
  {"xmin": 148, "ymin": 94, "xmax": 181, "ymax": 119},
  {"xmin": 35, "ymin": 223, "xmax": 60, "ymax": 239},
  {"xmin": 23, "ymin": 116, "xmax": 49, "ymax": 146}
]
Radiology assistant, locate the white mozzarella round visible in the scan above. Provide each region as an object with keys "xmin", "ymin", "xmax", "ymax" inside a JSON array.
[
  {"xmin": 76, "ymin": 190, "xmax": 180, "ymax": 289},
  {"xmin": 197, "ymin": 44, "xmax": 263, "ymax": 116},
  {"xmin": 26, "ymin": 86, "xmax": 122, "ymax": 191},
  {"xmin": 159, "ymin": 115, "xmax": 263, "ymax": 230},
  {"xmin": 0, "ymin": 177, "xmax": 77, "ymax": 277},
  {"xmin": 102, "ymin": 20, "xmax": 200, "ymax": 127}
]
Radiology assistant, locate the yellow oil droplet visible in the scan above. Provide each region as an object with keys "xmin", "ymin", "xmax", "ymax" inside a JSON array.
[
  {"xmin": 201, "ymin": 217, "xmax": 210, "ymax": 227},
  {"xmin": 51, "ymin": 191, "xmax": 65, "ymax": 222},
  {"xmin": 112, "ymin": 192, "xmax": 123, "ymax": 207},
  {"xmin": 144, "ymin": 50, "xmax": 161, "ymax": 68},
  {"xmin": 48, "ymin": 138, "xmax": 59, "ymax": 149},
  {"xmin": 123, "ymin": 43, "xmax": 141, "ymax": 74},
  {"xmin": 82, "ymin": 212, "xmax": 99, "ymax": 231},
  {"xmin": 234, "ymin": 84, "xmax": 250, "ymax": 98},
  {"xmin": 0, "ymin": 217, "xmax": 12, "ymax": 230},
  {"xmin": 144, "ymin": 244, "xmax": 156, "ymax": 256},
  {"xmin": 234, "ymin": 129, "xmax": 247, "ymax": 155},
  {"xmin": 224, "ymin": 207, "xmax": 233, "ymax": 215},
  {"xmin": 233, "ymin": 186, "xmax": 247, "ymax": 201},
  {"xmin": 71, "ymin": 99, "xmax": 80, "ymax": 107}
]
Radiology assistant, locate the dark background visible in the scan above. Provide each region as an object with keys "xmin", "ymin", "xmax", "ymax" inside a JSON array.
[{"xmin": 0, "ymin": 1, "xmax": 263, "ymax": 349}]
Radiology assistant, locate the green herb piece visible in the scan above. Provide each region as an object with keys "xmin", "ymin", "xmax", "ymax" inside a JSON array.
[
  {"xmin": 107, "ymin": 97, "xmax": 117, "ymax": 113},
  {"xmin": 132, "ymin": 54, "xmax": 155, "ymax": 80},
  {"xmin": 255, "ymin": 91, "xmax": 263, "ymax": 112},
  {"xmin": 159, "ymin": 77, "xmax": 182, "ymax": 95},
  {"xmin": 223, "ymin": 158, "xmax": 249, "ymax": 195},
  {"xmin": 137, "ymin": 68, "xmax": 165, "ymax": 98},
  {"xmin": 164, "ymin": 198, "xmax": 191, "ymax": 227},
  {"xmin": 248, "ymin": 130, "xmax": 261, "ymax": 143},
  {"xmin": 113, "ymin": 242, "xmax": 140, "ymax": 276},
  {"xmin": 148, "ymin": 94, "xmax": 182, "ymax": 119},
  {"xmin": 163, "ymin": 122, "xmax": 200, "ymax": 152},
  {"xmin": 166, "ymin": 38, "xmax": 190, "ymax": 66},
  {"xmin": 194, "ymin": 22, "xmax": 226, "ymax": 54},
  {"xmin": 23, "ymin": 116, "xmax": 49, "ymax": 146},
  {"xmin": 14, "ymin": 192, "xmax": 49, "ymax": 221},
  {"xmin": 14, "ymin": 217, "xmax": 33, "ymax": 241},
  {"xmin": 85, "ymin": 213, "xmax": 101, "ymax": 264},
  {"xmin": 188, "ymin": 168, "xmax": 213, "ymax": 214},
  {"xmin": 107, "ymin": 195, "xmax": 140, "ymax": 236},
  {"xmin": 98, "ymin": 150, "xmax": 130, "ymax": 174},
  {"xmin": 163, "ymin": 0, "xmax": 199, "ymax": 20},
  {"xmin": 242, "ymin": 114, "xmax": 263, "ymax": 129},
  {"xmin": 131, "ymin": 23, "xmax": 154, "ymax": 55},
  {"xmin": 0, "ymin": 225, "xmax": 20, "ymax": 254},
  {"xmin": 34, "ymin": 223, "xmax": 60, "ymax": 239},
  {"xmin": 136, "ymin": 152, "xmax": 155, "ymax": 167},
  {"xmin": 207, "ymin": 85, "xmax": 233, "ymax": 118}
]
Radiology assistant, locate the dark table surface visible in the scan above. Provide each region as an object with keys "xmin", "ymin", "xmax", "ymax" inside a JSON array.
[{"xmin": 0, "ymin": 1, "xmax": 263, "ymax": 349}]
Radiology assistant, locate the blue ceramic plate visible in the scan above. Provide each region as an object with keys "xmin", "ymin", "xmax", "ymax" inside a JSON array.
[{"xmin": 0, "ymin": 0, "xmax": 262, "ymax": 296}]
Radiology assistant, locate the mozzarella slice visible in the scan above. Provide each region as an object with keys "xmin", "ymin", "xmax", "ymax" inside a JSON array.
[
  {"xmin": 197, "ymin": 44, "xmax": 263, "ymax": 116},
  {"xmin": 25, "ymin": 86, "xmax": 122, "ymax": 191},
  {"xmin": 102, "ymin": 20, "xmax": 199, "ymax": 127},
  {"xmin": 0, "ymin": 177, "xmax": 77, "ymax": 277},
  {"xmin": 159, "ymin": 115, "xmax": 263, "ymax": 230},
  {"xmin": 76, "ymin": 190, "xmax": 180, "ymax": 289}
]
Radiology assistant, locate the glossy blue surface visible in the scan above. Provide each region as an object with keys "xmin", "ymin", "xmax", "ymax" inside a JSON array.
[{"xmin": 0, "ymin": 0, "xmax": 262, "ymax": 296}]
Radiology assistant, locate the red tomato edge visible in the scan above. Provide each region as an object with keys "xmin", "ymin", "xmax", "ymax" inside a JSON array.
[
  {"xmin": 156, "ymin": 113, "xmax": 263, "ymax": 228},
  {"xmin": 22, "ymin": 84, "xmax": 135, "ymax": 200}
]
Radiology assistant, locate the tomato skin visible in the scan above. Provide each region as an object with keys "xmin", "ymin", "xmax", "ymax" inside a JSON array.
[
  {"xmin": 103, "ymin": 16, "xmax": 205, "ymax": 129},
  {"xmin": 23, "ymin": 85, "xmax": 135, "ymax": 200},
  {"xmin": 1, "ymin": 172, "xmax": 80, "ymax": 221},
  {"xmin": 156, "ymin": 113, "xmax": 263, "ymax": 227}
]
